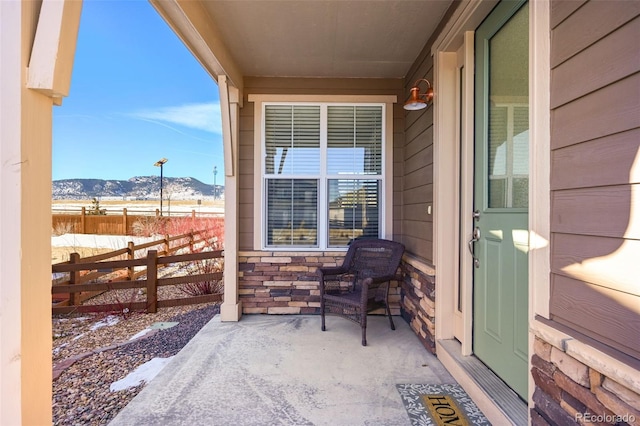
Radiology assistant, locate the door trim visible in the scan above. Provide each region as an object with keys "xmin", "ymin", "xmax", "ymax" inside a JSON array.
[
  {"xmin": 452, "ymin": 32, "xmax": 475, "ymax": 355},
  {"xmin": 433, "ymin": 0, "xmax": 551, "ymax": 414}
]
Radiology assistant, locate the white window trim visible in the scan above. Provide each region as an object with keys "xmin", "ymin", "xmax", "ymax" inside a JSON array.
[{"xmin": 249, "ymin": 94, "xmax": 396, "ymax": 251}]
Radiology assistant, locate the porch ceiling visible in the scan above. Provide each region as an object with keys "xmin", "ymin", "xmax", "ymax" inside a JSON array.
[{"xmin": 152, "ymin": 0, "xmax": 453, "ymax": 85}]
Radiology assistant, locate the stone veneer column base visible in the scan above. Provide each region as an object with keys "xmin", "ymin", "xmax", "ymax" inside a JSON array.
[{"xmin": 398, "ymin": 256, "xmax": 436, "ymax": 354}]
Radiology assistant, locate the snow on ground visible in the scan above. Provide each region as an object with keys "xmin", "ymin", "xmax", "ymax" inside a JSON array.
[
  {"xmin": 51, "ymin": 233, "xmax": 159, "ymax": 249},
  {"xmin": 128, "ymin": 329, "xmax": 153, "ymax": 341},
  {"xmin": 109, "ymin": 357, "xmax": 175, "ymax": 392},
  {"xmin": 90, "ymin": 315, "xmax": 121, "ymax": 331},
  {"xmin": 52, "ymin": 232, "xmax": 189, "ymax": 393}
]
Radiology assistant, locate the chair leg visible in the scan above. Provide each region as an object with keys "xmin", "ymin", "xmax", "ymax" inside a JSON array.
[
  {"xmin": 386, "ymin": 305, "xmax": 395, "ymax": 330},
  {"xmin": 321, "ymin": 309, "xmax": 326, "ymax": 331},
  {"xmin": 361, "ymin": 313, "xmax": 367, "ymax": 346}
]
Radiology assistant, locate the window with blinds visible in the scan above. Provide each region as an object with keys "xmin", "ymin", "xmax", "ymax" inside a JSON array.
[{"xmin": 263, "ymin": 103, "xmax": 384, "ymax": 248}]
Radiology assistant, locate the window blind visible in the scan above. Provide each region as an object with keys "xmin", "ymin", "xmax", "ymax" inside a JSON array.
[
  {"xmin": 266, "ymin": 179, "xmax": 318, "ymax": 246},
  {"xmin": 327, "ymin": 106, "xmax": 382, "ymax": 175},
  {"xmin": 265, "ymin": 105, "xmax": 320, "ymax": 175}
]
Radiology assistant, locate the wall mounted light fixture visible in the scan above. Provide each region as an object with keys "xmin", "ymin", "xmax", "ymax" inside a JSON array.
[{"xmin": 403, "ymin": 78, "xmax": 434, "ymax": 111}]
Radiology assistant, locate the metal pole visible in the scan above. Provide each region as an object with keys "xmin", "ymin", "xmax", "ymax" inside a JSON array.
[
  {"xmin": 213, "ymin": 165, "xmax": 218, "ymax": 199},
  {"xmin": 159, "ymin": 163, "xmax": 163, "ymax": 216},
  {"xmin": 154, "ymin": 158, "xmax": 168, "ymax": 217}
]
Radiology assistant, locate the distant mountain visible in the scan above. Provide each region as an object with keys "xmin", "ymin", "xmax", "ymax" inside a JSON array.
[{"xmin": 52, "ymin": 176, "xmax": 223, "ymax": 200}]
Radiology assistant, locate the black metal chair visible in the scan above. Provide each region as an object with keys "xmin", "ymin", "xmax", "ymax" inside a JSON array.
[{"xmin": 318, "ymin": 238, "xmax": 405, "ymax": 346}]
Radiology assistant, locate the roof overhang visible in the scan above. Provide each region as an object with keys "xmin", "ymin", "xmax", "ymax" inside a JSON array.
[{"xmin": 150, "ymin": 0, "xmax": 454, "ymax": 91}]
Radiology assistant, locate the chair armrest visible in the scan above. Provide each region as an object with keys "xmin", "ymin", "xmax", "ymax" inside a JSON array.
[
  {"xmin": 367, "ymin": 274, "xmax": 400, "ymax": 285},
  {"xmin": 317, "ymin": 266, "xmax": 348, "ymax": 278}
]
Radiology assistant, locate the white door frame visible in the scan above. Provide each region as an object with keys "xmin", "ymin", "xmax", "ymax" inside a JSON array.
[
  {"xmin": 433, "ymin": 0, "xmax": 498, "ymax": 354},
  {"xmin": 452, "ymin": 33, "xmax": 475, "ymax": 352},
  {"xmin": 433, "ymin": 0, "xmax": 551, "ymax": 412}
]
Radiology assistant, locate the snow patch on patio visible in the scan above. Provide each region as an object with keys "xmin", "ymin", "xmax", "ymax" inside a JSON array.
[{"xmin": 110, "ymin": 356, "xmax": 175, "ymax": 392}]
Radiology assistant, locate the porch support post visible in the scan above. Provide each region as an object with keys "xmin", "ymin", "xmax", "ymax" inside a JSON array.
[
  {"xmin": 2, "ymin": 1, "xmax": 81, "ymax": 424},
  {"xmin": 218, "ymin": 75, "xmax": 242, "ymax": 321},
  {"xmin": 433, "ymin": 49, "xmax": 458, "ymax": 344}
]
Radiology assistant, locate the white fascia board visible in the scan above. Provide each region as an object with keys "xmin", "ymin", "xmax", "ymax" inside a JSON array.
[{"xmin": 150, "ymin": 0, "xmax": 243, "ymax": 94}]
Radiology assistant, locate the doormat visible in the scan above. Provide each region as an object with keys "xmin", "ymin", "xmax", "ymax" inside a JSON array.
[{"xmin": 396, "ymin": 383, "xmax": 491, "ymax": 426}]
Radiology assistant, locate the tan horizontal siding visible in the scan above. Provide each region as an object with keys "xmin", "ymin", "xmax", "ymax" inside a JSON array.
[
  {"xmin": 550, "ymin": 0, "xmax": 586, "ymax": 29},
  {"xmin": 549, "ymin": 0, "xmax": 640, "ymax": 361},
  {"xmin": 551, "ymin": 233, "xmax": 639, "ymax": 296},
  {"xmin": 404, "ymin": 166, "xmax": 434, "ymax": 193},
  {"xmin": 402, "ymin": 234, "xmax": 433, "ymax": 262},
  {"xmin": 405, "ymin": 147, "xmax": 433, "ymax": 177},
  {"xmin": 551, "ymin": 18, "xmax": 640, "ymax": 108},
  {"xmin": 550, "ymin": 0, "xmax": 640, "ymax": 67},
  {"xmin": 550, "ymin": 274, "xmax": 640, "ymax": 358},
  {"xmin": 403, "ymin": 203, "xmax": 432, "ymax": 224},
  {"xmin": 403, "ymin": 183, "xmax": 433, "ymax": 207},
  {"xmin": 551, "ymin": 128, "xmax": 640, "ymax": 190},
  {"xmin": 551, "ymin": 185, "xmax": 639, "ymax": 239},
  {"xmin": 550, "ymin": 73, "xmax": 640, "ymax": 149},
  {"xmin": 401, "ymin": 61, "xmax": 434, "ymax": 261}
]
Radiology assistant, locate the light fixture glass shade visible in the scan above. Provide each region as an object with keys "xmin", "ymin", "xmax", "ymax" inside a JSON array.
[
  {"xmin": 403, "ymin": 80, "xmax": 434, "ymax": 111},
  {"xmin": 403, "ymin": 100, "xmax": 428, "ymax": 110}
]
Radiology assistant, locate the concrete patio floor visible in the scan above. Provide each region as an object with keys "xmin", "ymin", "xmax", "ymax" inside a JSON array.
[{"xmin": 109, "ymin": 314, "xmax": 457, "ymax": 426}]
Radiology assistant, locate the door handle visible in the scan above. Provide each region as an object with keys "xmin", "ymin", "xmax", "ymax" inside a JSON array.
[{"xmin": 468, "ymin": 227, "xmax": 480, "ymax": 268}]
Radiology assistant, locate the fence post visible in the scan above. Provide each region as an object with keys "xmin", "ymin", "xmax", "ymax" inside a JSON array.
[
  {"xmin": 127, "ymin": 241, "xmax": 135, "ymax": 280},
  {"xmin": 81, "ymin": 207, "xmax": 86, "ymax": 234},
  {"xmin": 189, "ymin": 230, "xmax": 194, "ymax": 252},
  {"xmin": 122, "ymin": 208, "xmax": 128, "ymax": 235},
  {"xmin": 155, "ymin": 209, "xmax": 160, "ymax": 217},
  {"xmin": 146, "ymin": 250, "xmax": 158, "ymax": 313},
  {"xmin": 164, "ymin": 234, "xmax": 170, "ymax": 256},
  {"xmin": 191, "ymin": 210, "xmax": 196, "ymax": 220},
  {"xmin": 68, "ymin": 252, "xmax": 80, "ymax": 306}
]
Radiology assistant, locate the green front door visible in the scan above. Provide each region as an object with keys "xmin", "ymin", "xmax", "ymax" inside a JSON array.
[{"xmin": 472, "ymin": 0, "xmax": 529, "ymax": 400}]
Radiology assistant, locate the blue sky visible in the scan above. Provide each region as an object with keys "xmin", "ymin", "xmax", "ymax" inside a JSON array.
[{"xmin": 53, "ymin": 0, "xmax": 222, "ymax": 185}]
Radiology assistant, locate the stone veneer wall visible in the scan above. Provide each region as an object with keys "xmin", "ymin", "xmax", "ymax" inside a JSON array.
[
  {"xmin": 398, "ymin": 256, "xmax": 436, "ymax": 354},
  {"xmin": 238, "ymin": 250, "xmax": 402, "ymax": 315},
  {"xmin": 531, "ymin": 334, "xmax": 640, "ymax": 426}
]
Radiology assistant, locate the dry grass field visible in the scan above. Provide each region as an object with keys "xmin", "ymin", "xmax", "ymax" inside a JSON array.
[{"xmin": 52, "ymin": 199, "xmax": 224, "ymax": 215}]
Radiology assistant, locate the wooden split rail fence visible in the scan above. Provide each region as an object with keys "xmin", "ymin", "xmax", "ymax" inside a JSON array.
[{"xmin": 52, "ymin": 230, "xmax": 223, "ymax": 314}]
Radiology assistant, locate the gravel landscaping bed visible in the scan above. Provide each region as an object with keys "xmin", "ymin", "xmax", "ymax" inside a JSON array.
[{"xmin": 52, "ymin": 301, "xmax": 219, "ymax": 426}]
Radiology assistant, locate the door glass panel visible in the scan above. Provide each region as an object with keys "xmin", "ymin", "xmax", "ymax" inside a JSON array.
[{"xmin": 487, "ymin": 4, "xmax": 529, "ymax": 209}]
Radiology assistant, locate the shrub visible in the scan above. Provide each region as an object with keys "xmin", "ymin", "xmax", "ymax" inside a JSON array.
[
  {"xmin": 52, "ymin": 221, "xmax": 75, "ymax": 236},
  {"xmin": 178, "ymin": 257, "xmax": 224, "ymax": 296}
]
